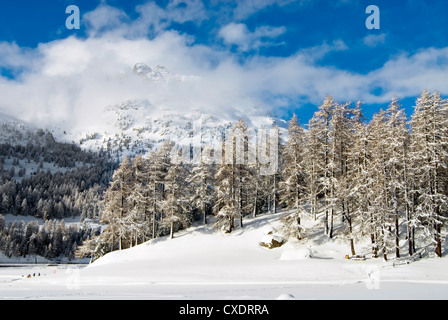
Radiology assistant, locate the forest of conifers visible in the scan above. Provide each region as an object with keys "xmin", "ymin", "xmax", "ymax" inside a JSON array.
[
  {"xmin": 78, "ymin": 89, "xmax": 448, "ymax": 262},
  {"xmin": 0, "ymin": 128, "xmax": 116, "ymax": 259}
]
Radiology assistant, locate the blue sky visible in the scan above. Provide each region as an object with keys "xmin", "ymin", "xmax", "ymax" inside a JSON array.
[{"xmin": 0, "ymin": 0, "xmax": 447, "ymax": 127}]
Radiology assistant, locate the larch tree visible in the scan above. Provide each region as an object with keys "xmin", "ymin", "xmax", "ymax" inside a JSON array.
[
  {"xmin": 344, "ymin": 101, "xmax": 368, "ymax": 256},
  {"xmin": 304, "ymin": 112, "xmax": 324, "ymax": 222},
  {"xmin": 365, "ymin": 109, "xmax": 390, "ymax": 258},
  {"xmin": 213, "ymin": 119, "xmax": 254, "ymax": 232},
  {"xmin": 383, "ymin": 97, "xmax": 409, "ymax": 258},
  {"xmin": 279, "ymin": 114, "xmax": 306, "ymax": 239},
  {"xmin": 409, "ymin": 90, "xmax": 448, "ymax": 257},
  {"xmin": 188, "ymin": 161, "xmax": 215, "ymax": 225},
  {"xmin": 328, "ymin": 101, "xmax": 354, "ymax": 239},
  {"xmin": 147, "ymin": 141, "xmax": 172, "ymax": 239},
  {"xmin": 162, "ymin": 156, "xmax": 191, "ymax": 239},
  {"xmin": 128, "ymin": 155, "xmax": 153, "ymax": 245},
  {"xmin": 100, "ymin": 156, "xmax": 134, "ymax": 251},
  {"xmin": 305, "ymin": 96, "xmax": 335, "ymax": 237}
]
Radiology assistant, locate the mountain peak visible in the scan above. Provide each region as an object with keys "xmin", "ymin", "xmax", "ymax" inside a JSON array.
[
  {"xmin": 132, "ymin": 63, "xmax": 170, "ymax": 83},
  {"xmin": 133, "ymin": 63, "xmax": 152, "ymax": 76}
]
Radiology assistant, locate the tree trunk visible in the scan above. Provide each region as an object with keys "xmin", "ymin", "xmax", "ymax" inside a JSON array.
[
  {"xmin": 435, "ymin": 221, "xmax": 442, "ymax": 257},
  {"xmin": 253, "ymin": 186, "xmax": 258, "ymax": 218},
  {"xmin": 371, "ymin": 230, "xmax": 378, "ymax": 258},
  {"xmin": 350, "ymin": 239, "xmax": 356, "ymax": 256},
  {"xmin": 328, "ymin": 207, "xmax": 334, "ymax": 238}
]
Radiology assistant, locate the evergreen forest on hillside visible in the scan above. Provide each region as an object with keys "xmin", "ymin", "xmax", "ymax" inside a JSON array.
[
  {"xmin": 78, "ymin": 90, "xmax": 448, "ymax": 262},
  {"xmin": 0, "ymin": 127, "xmax": 117, "ymax": 260}
]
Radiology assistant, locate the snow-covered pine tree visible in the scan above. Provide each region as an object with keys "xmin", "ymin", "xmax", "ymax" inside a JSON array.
[
  {"xmin": 304, "ymin": 113, "xmax": 324, "ymax": 222},
  {"xmin": 280, "ymin": 114, "xmax": 305, "ymax": 211},
  {"xmin": 188, "ymin": 161, "xmax": 215, "ymax": 225},
  {"xmin": 328, "ymin": 101, "xmax": 354, "ymax": 239},
  {"xmin": 162, "ymin": 155, "xmax": 191, "ymax": 239},
  {"xmin": 279, "ymin": 114, "xmax": 306, "ymax": 239},
  {"xmin": 344, "ymin": 101, "xmax": 368, "ymax": 256},
  {"xmin": 127, "ymin": 155, "xmax": 152, "ymax": 246},
  {"xmin": 304, "ymin": 96, "xmax": 336, "ymax": 236},
  {"xmin": 213, "ymin": 145, "xmax": 237, "ymax": 232},
  {"xmin": 213, "ymin": 119, "xmax": 254, "ymax": 232},
  {"xmin": 147, "ymin": 141, "xmax": 173, "ymax": 239},
  {"xmin": 383, "ymin": 97, "xmax": 409, "ymax": 258},
  {"xmin": 409, "ymin": 90, "xmax": 448, "ymax": 257},
  {"xmin": 365, "ymin": 99, "xmax": 409, "ymax": 260},
  {"xmin": 259, "ymin": 125, "xmax": 282, "ymax": 214},
  {"xmin": 100, "ymin": 156, "xmax": 134, "ymax": 251},
  {"xmin": 365, "ymin": 108, "xmax": 391, "ymax": 259}
]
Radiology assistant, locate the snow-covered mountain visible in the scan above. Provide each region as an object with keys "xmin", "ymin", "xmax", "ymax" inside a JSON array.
[
  {"xmin": 132, "ymin": 63, "xmax": 194, "ymax": 84},
  {"xmin": 71, "ymin": 99, "xmax": 235, "ymax": 156},
  {"xmin": 0, "ymin": 63, "xmax": 286, "ymax": 158},
  {"xmin": 0, "ymin": 111, "xmax": 38, "ymax": 145},
  {"xmin": 44, "ymin": 63, "xmax": 286, "ymax": 157}
]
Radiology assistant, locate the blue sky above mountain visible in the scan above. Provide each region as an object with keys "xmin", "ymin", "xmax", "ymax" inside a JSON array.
[{"xmin": 0, "ymin": 0, "xmax": 447, "ymax": 126}]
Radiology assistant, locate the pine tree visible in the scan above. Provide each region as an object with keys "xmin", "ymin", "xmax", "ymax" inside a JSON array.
[
  {"xmin": 304, "ymin": 97, "xmax": 336, "ymax": 236},
  {"xmin": 127, "ymin": 155, "xmax": 152, "ymax": 246},
  {"xmin": 162, "ymin": 156, "xmax": 191, "ymax": 239},
  {"xmin": 328, "ymin": 101, "xmax": 353, "ymax": 239},
  {"xmin": 383, "ymin": 97, "xmax": 409, "ymax": 258},
  {"xmin": 304, "ymin": 114, "xmax": 324, "ymax": 222},
  {"xmin": 214, "ymin": 157, "xmax": 237, "ymax": 232},
  {"xmin": 100, "ymin": 156, "xmax": 134, "ymax": 251},
  {"xmin": 279, "ymin": 114, "xmax": 306, "ymax": 237},
  {"xmin": 344, "ymin": 101, "xmax": 368, "ymax": 256},
  {"xmin": 188, "ymin": 162, "xmax": 215, "ymax": 225},
  {"xmin": 214, "ymin": 120, "xmax": 254, "ymax": 232},
  {"xmin": 367, "ymin": 108, "xmax": 396, "ymax": 260},
  {"xmin": 147, "ymin": 141, "xmax": 172, "ymax": 239},
  {"xmin": 409, "ymin": 90, "xmax": 448, "ymax": 257}
]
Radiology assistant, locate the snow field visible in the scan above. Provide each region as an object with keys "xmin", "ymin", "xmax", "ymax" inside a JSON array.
[{"xmin": 1, "ymin": 211, "xmax": 448, "ymax": 299}]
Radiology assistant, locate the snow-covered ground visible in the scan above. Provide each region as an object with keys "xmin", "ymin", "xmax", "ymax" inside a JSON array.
[{"xmin": 1, "ymin": 211, "xmax": 448, "ymax": 300}]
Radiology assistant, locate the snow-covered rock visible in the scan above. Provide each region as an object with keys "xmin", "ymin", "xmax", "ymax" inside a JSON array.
[{"xmin": 259, "ymin": 234, "xmax": 286, "ymax": 249}]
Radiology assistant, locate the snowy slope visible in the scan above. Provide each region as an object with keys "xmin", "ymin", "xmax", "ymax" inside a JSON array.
[
  {"xmin": 3, "ymin": 211, "xmax": 448, "ymax": 300},
  {"xmin": 0, "ymin": 111, "xmax": 37, "ymax": 145}
]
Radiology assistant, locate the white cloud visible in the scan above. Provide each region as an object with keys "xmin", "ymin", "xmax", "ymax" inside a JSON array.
[
  {"xmin": 363, "ymin": 33, "xmax": 387, "ymax": 47},
  {"xmin": 232, "ymin": 0, "xmax": 298, "ymax": 20},
  {"xmin": 0, "ymin": 42, "xmax": 40, "ymax": 75},
  {"xmin": 83, "ymin": 0, "xmax": 207, "ymax": 39},
  {"xmin": 298, "ymin": 40, "xmax": 348, "ymax": 63},
  {"xmin": 366, "ymin": 47, "xmax": 448, "ymax": 101},
  {"xmin": 83, "ymin": 4, "xmax": 129, "ymax": 37},
  {"xmin": 218, "ymin": 22, "xmax": 286, "ymax": 51},
  {"xmin": 0, "ymin": 1, "xmax": 447, "ymax": 132}
]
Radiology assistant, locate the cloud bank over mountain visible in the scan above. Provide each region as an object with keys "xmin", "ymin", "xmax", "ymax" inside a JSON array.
[{"xmin": 0, "ymin": 1, "xmax": 447, "ymax": 129}]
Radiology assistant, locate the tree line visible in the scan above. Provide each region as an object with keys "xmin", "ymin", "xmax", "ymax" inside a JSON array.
[
  {"xmin": 78, "ymin": 90, "xmax": 448, "ymax": 261},
  {"xmin": 0, "ymin": 129, "xmax": 117, "ymax": 221},
  {"xmin": 0, "ymin": 215, "xmax": 98, "ymax": 260},
  {"xmin": 0, "ymin": 127, "xmax": 117, "ymax": 260}
]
